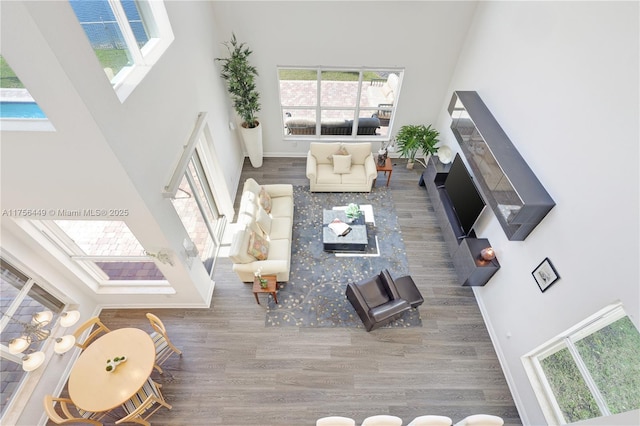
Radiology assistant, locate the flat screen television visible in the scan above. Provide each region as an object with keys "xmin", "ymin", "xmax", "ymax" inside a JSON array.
[{"xmin": 444, "ymin": 153, "xmax": 486, "ymax": 237}]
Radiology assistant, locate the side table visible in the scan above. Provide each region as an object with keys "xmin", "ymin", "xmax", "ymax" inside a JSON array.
[
  {"xmin": 252, "ymin": 275, "xmax": 278, "ymax": 305},
  {"xmin": 375, "ymin": 157, "xmax": 393, "ymax": 187}
]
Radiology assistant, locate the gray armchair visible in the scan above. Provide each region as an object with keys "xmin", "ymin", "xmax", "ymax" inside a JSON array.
[{"xmin": 345, "ymin": 269, "xmax": 412, "ymax": 331}]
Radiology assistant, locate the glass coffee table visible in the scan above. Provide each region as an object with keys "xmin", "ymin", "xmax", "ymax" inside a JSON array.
[{"xmin": 322, "ymin": 206, "xmax": 374, "ymax": 252}]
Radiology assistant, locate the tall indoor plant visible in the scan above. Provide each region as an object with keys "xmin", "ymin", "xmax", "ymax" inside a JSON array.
[
  {"xmin": 216, "ymin": 33, "xmax": 263, "ymax": 167},
  {"xmin": 395, "ymin": 124, "xmax": 440, "ymax": 169}
]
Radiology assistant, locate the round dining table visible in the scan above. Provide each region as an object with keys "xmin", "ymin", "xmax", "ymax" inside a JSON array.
[{"xmin": 68, "ymin": 327, "xmax": 155, "ymax": 413}]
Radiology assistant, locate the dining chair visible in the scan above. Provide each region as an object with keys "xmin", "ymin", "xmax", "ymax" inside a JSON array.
[
  {"xmin": 43, "ymin": 395, "xmax": 104, "ymax": 425},
  {"xmin": 72, "ymin": 316, "xmax": 111, "ymax": 350},
  {"xmin": 453, "ymin": 414, "xmax": 504, "ymax": 426},
  {"xmin": 361, "ymin": 414, "xmax": 404, "ymax": 426},
  {"xmin": 115, "ymin": 376, "xmax": 171, "ymax": 426},
  {"xmin": 407, "ymin": 415, "xmax": 453, "ymax": 426},
  {"xmin": 146, "ymin": 312, "xmax": 182, "ymax": 374},
  {"xmin": 316, "ymin": 415, "xmax": 356, "ymax": 426}
]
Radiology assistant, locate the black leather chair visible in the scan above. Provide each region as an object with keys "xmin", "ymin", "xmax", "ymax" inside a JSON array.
[{"xmin": 345, "ymin": 269, "xmax": 412, "ymax": 331}]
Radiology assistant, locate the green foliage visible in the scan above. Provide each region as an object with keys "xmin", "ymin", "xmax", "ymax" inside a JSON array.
[
  {"xmin": 0, "ymin": 55, "xmax": 24, "ymax": 88},
  {"xmin": 541, "ymin": 316, "xmax": 640, "ymax": 422},
  {"xmin": 279, "ymin": 69, "xmax": 382, "ymax": 81},
  {"xmin": 395, "ymin": 124, "xmax": 440, "ymax": 161},
  {"xmin": 541, "ymin": 348, "xmax": 601, "ymax": 422},
  {"xmin": 94, "ymin": 48, "xmax": 130, "ymax": 74},
  {"xmin": 575, "ymin": 317, "xmax": 640, "ymax": 414},
  {"xmin": 216, "ymin": 33, "xmax": 261, "ymax": 128}
]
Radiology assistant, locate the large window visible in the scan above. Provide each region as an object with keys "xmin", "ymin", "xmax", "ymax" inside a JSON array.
[
  {"xmin": 38, "ymin": 220, "xmax": 167, "ymax": 284},
  {"xmin": 523, "ymin": 303, "xmax": 640, "ymax": 424},
  {"xmin": 170, "ymin": 150, "xmax": 225, "ymax": 277},
  {"xmin": 0, "ymin": 258, "xmax": 65, "ymax": 418},
  {"xmin": 69, "ymin": 0, "xmax": 174, "ymax": 102},
  {"xmin": 278, "ymin": 67, "xmax": 403, "ymax": 140}
]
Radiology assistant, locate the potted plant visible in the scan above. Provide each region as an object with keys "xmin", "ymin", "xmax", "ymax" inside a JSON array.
[
  {"xmin": 395, "ymin": 124, "xmax": 440, "ymax": 169},
  {"xmin": 216, "ymin": 33, "xmax": 263, "ymax": 168}
]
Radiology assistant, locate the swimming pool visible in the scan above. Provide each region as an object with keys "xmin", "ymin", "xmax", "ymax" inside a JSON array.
[{"xmin": 0, "ymin": 102, "xmax": 46, "ymax": 119}]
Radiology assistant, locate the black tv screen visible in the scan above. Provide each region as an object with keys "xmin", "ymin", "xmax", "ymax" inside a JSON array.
[{"xmin": 444, "ymin": 153, "xmax": 486, "ymax": 236}]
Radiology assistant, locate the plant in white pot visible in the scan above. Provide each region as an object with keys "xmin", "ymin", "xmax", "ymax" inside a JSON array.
[
  {"xmin": 395, "ymin": 124, "xmax": 440, "ymax": 169},
  {"xmin": 216, "ymin": 33, "xmax": 263, "ymax": 167}
]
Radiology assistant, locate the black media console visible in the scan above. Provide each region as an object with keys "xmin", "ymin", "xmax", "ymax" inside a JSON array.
[{"xmin": 420, "ymin": 156, "xmax": 500, "ymax": 287}]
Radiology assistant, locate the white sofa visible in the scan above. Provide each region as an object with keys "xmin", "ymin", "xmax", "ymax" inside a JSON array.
[
  {"xmin": 228, "ymin": 178, "xmax": 294, "ymax": 282},
  {"xmin": 306, "ymin": 142, "xmax": 377, "ymax": 192}
]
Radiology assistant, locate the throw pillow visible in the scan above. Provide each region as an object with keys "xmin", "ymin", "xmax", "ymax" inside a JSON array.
[
  {"xmin": 256, "ymin": 206, "xmax": 272, "ymax": 235},
  {"xmin": 326, "ymin": 145, "xmax": 349, "ymax": 164},
  {"xmin": 258, "ymin": 187, "xmax": 272, "ymax": 213},
  {"xmin": 333, "ymin": 154, "xmax": 352, "ymax": 174},
  {"xmin": 247, "ymin": 231, "xmax": 269, "ymax": 261}
]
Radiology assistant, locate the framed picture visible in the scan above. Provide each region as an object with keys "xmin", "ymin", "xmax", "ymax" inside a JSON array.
[{"xmin": 532, "ymin": 257, "xmax": 560, "ymax": 292}]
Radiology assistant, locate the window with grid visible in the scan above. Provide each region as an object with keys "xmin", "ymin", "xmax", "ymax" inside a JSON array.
[
  {"xmin": 523, "ymin": 303, "xmax": 640, "ymax": 424},
  {"xmin": 0, "ymin": 258, "xmax": 65, "ymax": 418},
  {"xmin": 69, "ymin": 0, "xmax": 174, "ymax": 102},
  {"xmin": 278, "ymin": 67, "xmax": 403, "ymax": 140}
]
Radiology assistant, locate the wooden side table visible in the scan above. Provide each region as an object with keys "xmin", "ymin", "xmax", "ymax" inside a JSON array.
[
  {"xmin": 252, "ymin": 275, "xmax": 278, "ymax": 305},
  {"xmin": 375, "ymin": 157, "xmax": 393, "ymax": 186}
]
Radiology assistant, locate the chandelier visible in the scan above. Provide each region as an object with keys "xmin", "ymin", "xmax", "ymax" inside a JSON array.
[{"xmin": 3, "ymin": 309, "xmax": 80, "ymax": 371}]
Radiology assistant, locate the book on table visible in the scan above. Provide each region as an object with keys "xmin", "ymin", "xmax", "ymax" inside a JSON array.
[{"xmin": 328, "ymin": 218, "xmax": 351, "ymax": 236}]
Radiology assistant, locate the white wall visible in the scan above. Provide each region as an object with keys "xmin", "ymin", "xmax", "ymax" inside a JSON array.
[
  {"xmin": 1, "ymin": 1, "xmax": 244, "ymax": 308},
  {"xmin": 211, "ymin": 0, "xmax": 478, "ymax": 156},
  {"xmin": 435, "ymin": 2, "xmax": 640, "ymax": 424}
]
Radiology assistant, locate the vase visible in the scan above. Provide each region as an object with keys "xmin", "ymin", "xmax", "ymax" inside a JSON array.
[
  {"xmin": 239, "ymin": 121, "xmax": 263, "ymax": 168},
  {"xmin": 106, "ymin": 361, "xmax": 116, "ymax": 372},
  {"xmin": 406, "ymin": 160, "xmax": 415, "ymax": 170}
]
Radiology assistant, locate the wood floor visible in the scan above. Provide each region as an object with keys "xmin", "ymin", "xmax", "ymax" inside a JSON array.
[{"xmin": 93, "ymin": 157, "xmax": 521, "ymax": 425}]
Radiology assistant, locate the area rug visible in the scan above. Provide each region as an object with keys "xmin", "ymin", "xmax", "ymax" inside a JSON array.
[{"xmin": 265, "ymin": 186, "xmax": 422, "ymax": 329}]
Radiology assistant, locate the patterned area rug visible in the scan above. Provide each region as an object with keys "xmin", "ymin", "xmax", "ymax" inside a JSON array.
[{"xmin": 266, "ymin": 186, "xmax": 421, "ymax": 329}]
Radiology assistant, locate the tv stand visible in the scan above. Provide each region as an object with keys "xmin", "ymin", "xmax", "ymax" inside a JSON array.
[{"xmin": 420, "ymin": 156, "xmax": 500, "ymax": 286}]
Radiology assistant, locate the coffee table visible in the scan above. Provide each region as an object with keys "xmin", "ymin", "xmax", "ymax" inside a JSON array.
[{"xmin": 322, "ymin": 209, "xmax": 368, "ymax": 252}]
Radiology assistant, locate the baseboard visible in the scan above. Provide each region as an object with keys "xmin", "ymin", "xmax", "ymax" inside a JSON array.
[{"xmin": 472, "ymin": 287, "xmax": 530, "ymax": 425}]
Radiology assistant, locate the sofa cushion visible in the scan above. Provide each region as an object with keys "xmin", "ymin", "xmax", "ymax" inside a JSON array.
[
  {"xmin": 229, "ymin": 227, "xmax": 255, "ymax": 264},
  {"xmin": 248, "ymin": 231, "xmax": 269, "ymax": 260},
  {"xmin": 269, "ymin": 196, "xmax": 294, "ymax": 218},
  {"xmin": 311, "ymin": 143, "xmax": 343, "ymax": 165},
  {"xmin": 346, "ymin": 143, "xmax": 372, "ymax": 164},
  {"xmin": 327, "ymin": 145, "xmax": 349, "ymax": 163},
  {"xmin": 238, "ymin": 191, "xmax": 258, "ymax": 223},
  {"xmin": 265, "ymin": 238, "xmax": 290, "ymax": 261},
  {"xmin": 269, "ymin": 217, "xmax": 292, "ymax": 240},
  {"xmin": 316, "ymin": 164, "xmax": 342, "ymax": 184},
  {"xmin": 333, "ymin": 154, "xmax": 352, "ymax": 174},
  {"xmin": 256, "ymin": 206, "xmax": 272, "ymax": 235},
  {"xmin": 258, "ymin": 187, "xmax": 272, "ymax": 213},
  {"xmin": 243, "ymin": 177, "xmax": 262, "ymax": 197},
  {"xmin": 341, "ymin": 164, "xmax": 367, "ymax": 184},
  {"xmin": 357, "ymin": 277, "xmax": 390, "ymax": 308}
]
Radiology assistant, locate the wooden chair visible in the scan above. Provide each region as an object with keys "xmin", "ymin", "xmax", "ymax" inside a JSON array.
[
  {"xmin": 116, "ymin": 377, "xmax": 171, "ymax": 426},
  {"xmin": 146, "ymin": 313, "xmax": 182, "ymax": 374},
  {"xmin": 73, "ymin": 316, "xmax": 110, "ymax": 350},
  {"xmin": 43, "ymin": 395, "xmax": 104, "ymax": 425}
]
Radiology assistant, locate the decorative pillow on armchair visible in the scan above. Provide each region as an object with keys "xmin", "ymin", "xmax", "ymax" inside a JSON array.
[
  {"xmin": 247, "ymin": 231, "xmax": 269, "ymax": 260},
  {"xmin": 333, "ymin": 154, "xmax": 352, "ymax": 174}
]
